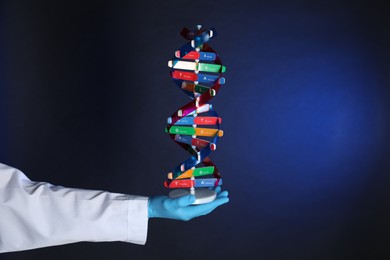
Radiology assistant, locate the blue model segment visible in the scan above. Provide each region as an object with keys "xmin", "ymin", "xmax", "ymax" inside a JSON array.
[
  {"xmin": 197, "ymin": 73, "xmax": 220, "ymax": 84},
  {"xmin": 193, "ymin": 30, "xmax": 212, "ymax": 47},
  {"xmin": 172, "ymin": 156, "xmax": 198, "ymax": 176},
  {"xmin": 175, "ymin": 134, "xmax": 192, "ymax": 145},
  {"xmin": 199, "ymin": 52, "xmax": 216, "ymax": 61},
  {"xmin": 194, "ymin": 178, "xmax": 222, "ymax": 187},
  {"xmin": 180, "ymin": 157, "xmax": 198, "ymax": 171},
  {"xmin": 174, "ymin": 117, "xmax": 195, "ymax": 125},
  {"xmin": 172, "ymin": 145, "xmax": 214, "ymax": 175}
]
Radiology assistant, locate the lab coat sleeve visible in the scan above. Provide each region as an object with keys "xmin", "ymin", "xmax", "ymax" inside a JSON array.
[{"xmin": 0, "ymin": 163, "xmax": 149, "ymax": 253}]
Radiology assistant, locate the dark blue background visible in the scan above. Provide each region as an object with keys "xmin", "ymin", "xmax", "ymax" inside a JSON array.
[{"xmin": 1, "ymin": 1, "xmax": 389, "ymax": 259}]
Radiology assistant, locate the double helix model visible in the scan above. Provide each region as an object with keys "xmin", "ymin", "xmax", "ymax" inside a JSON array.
[{"xmin": 165, "ymin": 25, "xmax": 226, "ymax": 204}]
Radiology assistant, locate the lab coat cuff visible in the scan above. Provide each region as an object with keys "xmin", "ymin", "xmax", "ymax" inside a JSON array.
[{"xmin": 127, "ymin": 196, "xmax": 149, "ymax": 245}]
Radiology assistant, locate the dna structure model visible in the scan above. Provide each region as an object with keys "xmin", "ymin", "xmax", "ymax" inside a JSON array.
[{"xmin": 165, "ymin": 25, "xmax": 226, "ymax": 204}]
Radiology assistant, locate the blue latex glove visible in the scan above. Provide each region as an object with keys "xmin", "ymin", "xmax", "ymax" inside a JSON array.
[{"xmin": 148, "ymin": 186, "xmax": 229, "ymax": 221}]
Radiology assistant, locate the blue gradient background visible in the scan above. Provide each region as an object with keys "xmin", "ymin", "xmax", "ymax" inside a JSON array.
[{"xmin": 1, "ymin": 1, "xmax": 389, "ymax": 259}]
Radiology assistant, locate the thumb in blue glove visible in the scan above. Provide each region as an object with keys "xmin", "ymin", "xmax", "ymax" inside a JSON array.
[{"xmin": 148, "ymin": 187, "xmax": 229, "ymax": 221}]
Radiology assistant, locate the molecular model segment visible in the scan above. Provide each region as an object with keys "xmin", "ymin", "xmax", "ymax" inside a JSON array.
[{"xmin": 165, "ymin": 25, "xmax": 226, "ymax": 204}]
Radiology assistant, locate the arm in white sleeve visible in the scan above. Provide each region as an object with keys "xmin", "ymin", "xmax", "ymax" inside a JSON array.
[{"xmin": 0, "ymin": 163, "xmax": 149, "ymax": 253}]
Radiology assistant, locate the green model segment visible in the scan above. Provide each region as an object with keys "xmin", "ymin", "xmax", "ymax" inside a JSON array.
[
  {"xmin": 198, "ymin": 63, "xmax": 226, "ymax": 73},
  {"xmin": 169, "ymin": 126, "xmax": 196, "ymax": 135},
  {"xmin": 192, "ymin": 166, "xmax": 215, "ymax": 177}
]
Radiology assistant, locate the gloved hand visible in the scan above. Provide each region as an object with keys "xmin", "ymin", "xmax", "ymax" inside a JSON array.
[{"xmin": 148, "ymin": 186, "xmax": 229, "ymax": 221}]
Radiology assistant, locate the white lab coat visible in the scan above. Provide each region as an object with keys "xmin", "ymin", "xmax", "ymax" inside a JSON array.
[{"xmin": 0, "ymin": 163, "xmax": 149, "ymax": 253}]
